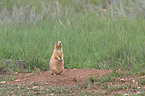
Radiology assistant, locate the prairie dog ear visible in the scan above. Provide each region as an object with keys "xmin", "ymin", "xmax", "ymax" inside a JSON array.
[{"xmin": 55, "ymin": 41, "xmax": 58, "ymax": 44}]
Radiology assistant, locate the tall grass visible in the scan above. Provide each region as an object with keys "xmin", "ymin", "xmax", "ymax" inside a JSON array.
[{"xmin": 0, "ymin": 0, "xmax": 145, "ymax": 73}]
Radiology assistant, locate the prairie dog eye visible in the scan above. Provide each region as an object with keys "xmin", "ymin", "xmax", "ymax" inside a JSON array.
[{"xmin": 59, "ymin": 42, "xmax": 62, "ymax": 45}]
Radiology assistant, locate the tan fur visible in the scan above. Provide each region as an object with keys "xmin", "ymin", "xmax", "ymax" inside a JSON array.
[{"xmin": 49, "ymin": 41, "xmax": 64, "ymax": 75}]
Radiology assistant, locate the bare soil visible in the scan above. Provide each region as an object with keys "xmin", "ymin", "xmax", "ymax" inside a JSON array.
[
  {"xmin": 1, "ymin": 69, "xmax": 145, "ymax": 95},
  {"xmin": 8, "ymin": 69, "xmax": 112, "ymax": 86}
]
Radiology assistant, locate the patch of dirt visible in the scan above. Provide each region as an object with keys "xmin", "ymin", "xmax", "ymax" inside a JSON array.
[
  {"xmin": 2, "ymin": 69, "xmax": 145, "ymax": 95},
  {"xmin": 9, "ymin": 69, "xmax": 112, "ymax": 86}
]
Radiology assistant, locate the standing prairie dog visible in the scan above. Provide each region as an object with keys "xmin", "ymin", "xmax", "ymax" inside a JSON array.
[{"xmin": 49, "ymin": 41, "xmax": 64, "ymax": 75}]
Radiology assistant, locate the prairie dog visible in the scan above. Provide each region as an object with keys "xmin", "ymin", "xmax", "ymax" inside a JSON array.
[{"xmin": 49, "ymin": 41, "xmax": 64, "ymax": 75}]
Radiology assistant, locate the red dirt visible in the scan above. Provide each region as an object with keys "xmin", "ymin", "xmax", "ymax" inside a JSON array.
[
  {"xmin": 1, "ymin": 69, "xmax": 145, "ymax": 95},
  {"xmin": 9, "ymin": 69, "xmax": 112, "ymax": 86}
]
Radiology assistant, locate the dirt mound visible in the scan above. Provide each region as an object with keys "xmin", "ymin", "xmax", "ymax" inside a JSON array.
[
  {"xmin": 10, "ymin": 69, "xmax": 112, "ymax": 86},
  {"xmin": 2, "ymin": 69, "xmax": 145, "ymax": 95}
]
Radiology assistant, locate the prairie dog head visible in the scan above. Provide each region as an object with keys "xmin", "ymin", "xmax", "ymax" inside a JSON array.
[{"xmin": 55, "ymin": 41, "xmax": 62, "ymax": 49}]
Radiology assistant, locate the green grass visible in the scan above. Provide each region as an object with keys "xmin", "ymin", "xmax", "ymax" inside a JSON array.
[
  {"xmin": 0, "ymin": 0, "xmax": 145, "ymax": 74},
  {"xmin": 89, "ymin": 71, "xmax": 126, "ymax": 86},
  {"xmin": 0, "ymin": 16, "xmax": 144, "ymax": 73},
  {"xmin": 109, "ymin": 84, "xmax": 132, "ymax": 91},
  {"xmin": 0, "ymin": 83, "xmax": 103, "ymax": 95}
]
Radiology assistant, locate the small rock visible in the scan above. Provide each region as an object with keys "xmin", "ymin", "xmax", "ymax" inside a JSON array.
[
  {"xmin": 137, "ymin": 87, "xmax": 141, "ymax": 89},
  {"xmin": 120, "ymin": 79, "xmax": 125, "ymax": 82},
  {"xmin": 132, "ymin": 80, "xmax": 136, "ymax": 84},
  {"xmin": 136, "ymin": 91, "xmax": 141, "ymax": 94},
  {"xmin": 14, "ymin": 72, "xmax": 18, "ymax": 74},
  {"xmin": 33, "ymin": 86, "xmax": 39, "ymax": 89},
  {"xmin": 124, "ymin": 93, "xmax": 128, "ymax": 95},
  {"xmin": 14, "ymin": 79, "xmax": 20, "ymax": 82},
  {"xmin": 0, "ymin": 81, "xmax": 6, "ymax": 84},
  {"xmin": 73, "ymin": 68, "xmax": 76, "ymax": 70},
  {"xmin": 141, "ymin": 76, "xmax": 144, "ymax": 78}
]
